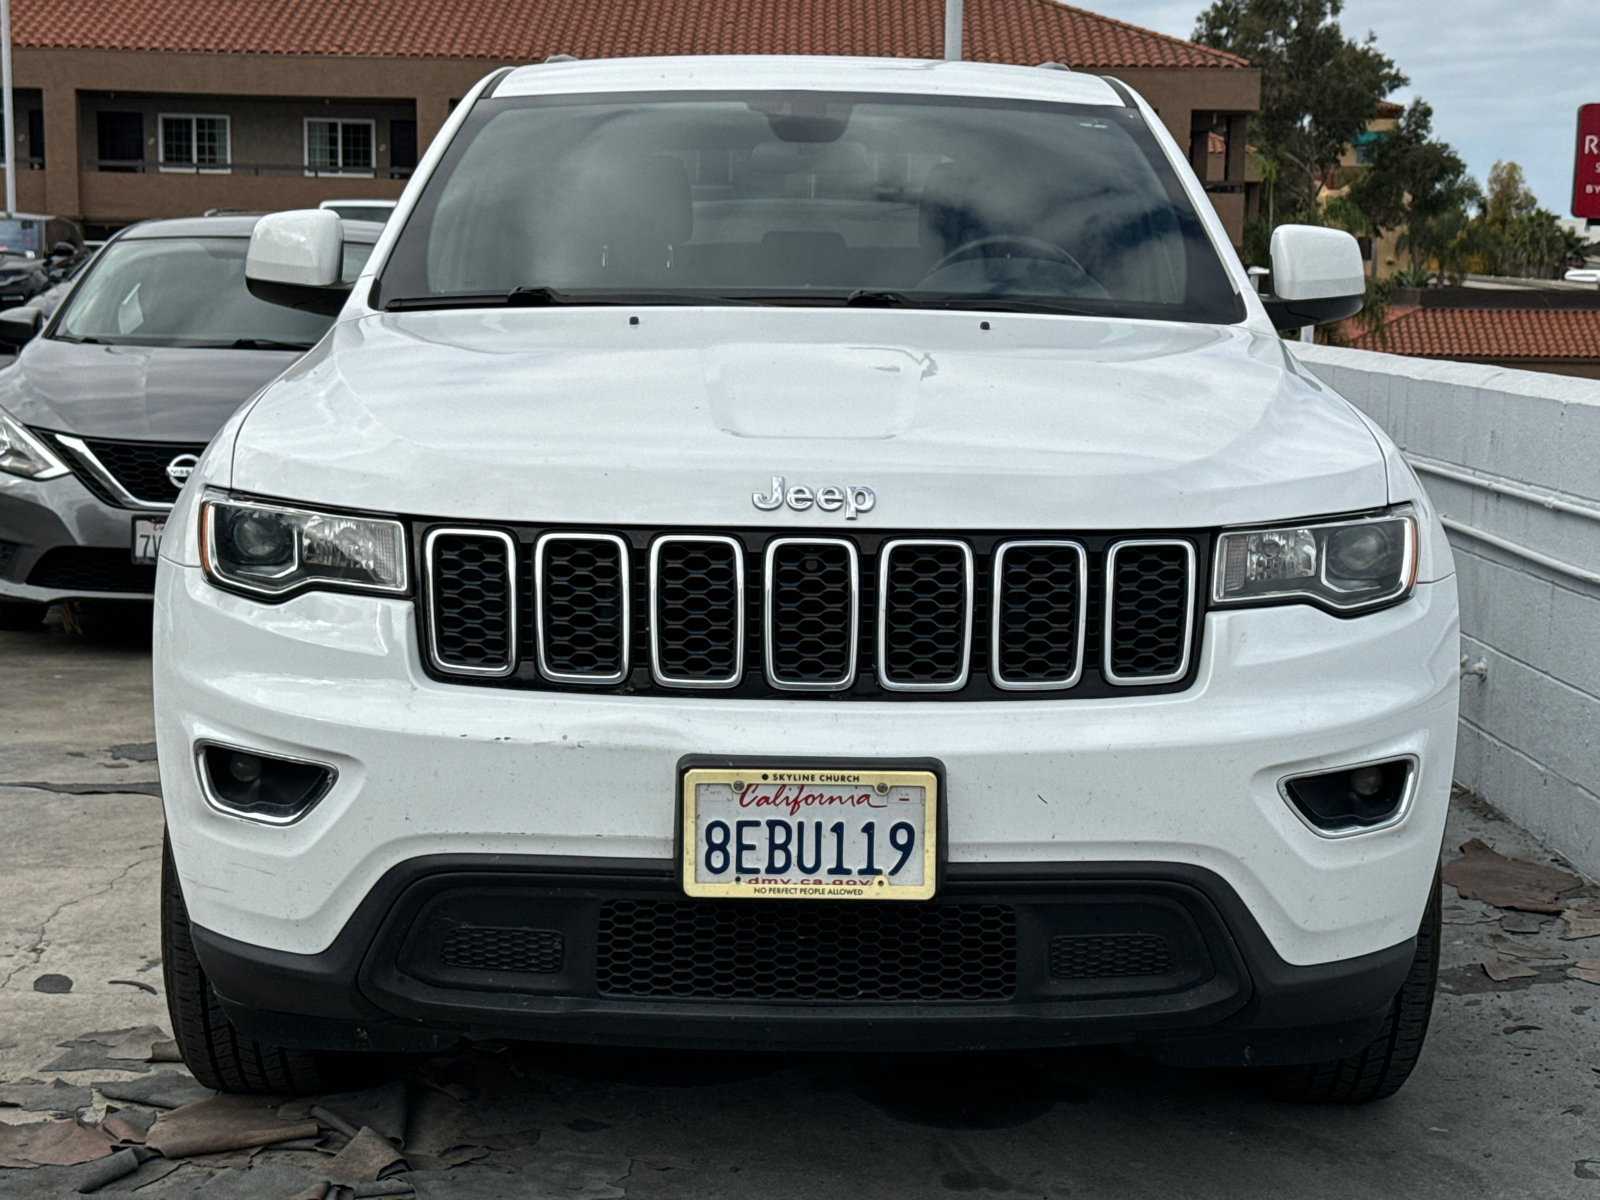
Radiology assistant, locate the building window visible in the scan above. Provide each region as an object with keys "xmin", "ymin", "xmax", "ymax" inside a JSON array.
[
  {"xmin": 305, "ymin": 118, "xmax": 374, "ymax": 176},
  {"xmin": 389, "ymin": 119, "xmax": 417, "ymax": 175},
  {"xmin": 26, "ymin": 110, "xmax": 44, "ymax": 168},
  {"xmin": 97, "ymin": 112, "xmax": 144, "ymax": 172},
  {"xmin": 160, "ymin": 114, "xmax": 230, "ymax": 173}
]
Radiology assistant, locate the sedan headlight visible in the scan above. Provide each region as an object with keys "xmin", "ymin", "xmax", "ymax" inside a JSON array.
[
  {"xmin": 0, "ymin": 406, "xmax": 69, "ymax": 480},
  {"xmin": 200, "ymin": 495, "xmax": 408, "ymax": 598},
  {"xmin": 1213, "ymin": 507, "xmax": 1417, "ymax": 613}
]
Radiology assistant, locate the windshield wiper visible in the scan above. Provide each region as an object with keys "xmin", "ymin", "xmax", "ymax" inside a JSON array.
[
  {"xmin": 52, "ymin": 334, "xmax": 104, "ymax": 344},
  {"xmin": 221, "ymin": 338, "xmax": 316, "ymax": 351},
  {"xmin": 385, "ymin": 287, "xmax": 770, "ymax": 312}
]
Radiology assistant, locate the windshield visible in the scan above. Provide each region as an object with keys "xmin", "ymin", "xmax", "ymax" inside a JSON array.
[
  {"xmin": 378, "ymin": 90, "xmax": 1240, "ymax": 322},
  {"xmin": 51, "ymin": 236, "xmax": 362, "ymax": 348},
  {"xmin": 0, "ymin": 218, "xmax": 41, "ymax": 257}
]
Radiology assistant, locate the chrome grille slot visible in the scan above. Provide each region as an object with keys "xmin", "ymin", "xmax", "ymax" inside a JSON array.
[
  {"xmin": 1103, "ymin": 539, "xmax": 1195, "ymax": 685},
  {"xmin": 425, "ymin": 528, "xmax": 517, "ymax": 677},
  {"xmin": 877, "ymin": 539, "xmax": 973, "ymax": 692},
  {"xmin": 535, "ymin": 533, "xmax": 630, "ymax": 684},
  {"xmin": 650, "ymin": 536, "xmax": 744, "ymax": 688},
  {"xmin": 992, "ymin": 540, "xmax": 1086, "ymax": 690},
  {"xmin": 764, "ymin": 538, "xmax": 858, "ymax": 691}
]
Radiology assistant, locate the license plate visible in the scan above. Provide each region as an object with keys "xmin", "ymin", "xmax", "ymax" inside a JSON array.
[
  {"xmin": 132, "ymin": 518, "xmax": 165, "ymax": 565},
  {"xmin": 681, "ymin": 767, "xmax": 938, "ymax": 900}
]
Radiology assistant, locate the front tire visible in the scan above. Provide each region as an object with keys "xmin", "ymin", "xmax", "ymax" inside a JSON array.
[
  {"xmin": 1267, "ymin": 870, "xmax": 1440, "ymax": 1103},
  {"xmin": 161, "ymin": 836, "xmax": 331, "ymax": 1094}
]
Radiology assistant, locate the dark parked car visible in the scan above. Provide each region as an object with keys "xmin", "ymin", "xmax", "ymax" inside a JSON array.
[
  {"xmin": 0, "ymin": 213, "xmax": 381, "ymax": 627},
  {"xmin": 0, "ymin": 213, "xmax": 89, "ymax": 310}
]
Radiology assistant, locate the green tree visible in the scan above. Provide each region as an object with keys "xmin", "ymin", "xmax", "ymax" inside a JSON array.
[
  {"xmin": 1194, "ymin": 0, "xmax": 1407, "ymax": 216},
  {"xmin": 1334, "ymin": 100, "xmax": 1480, "ymax": 283},
  {"xmin": 1467, "ymin": 161, "xmax": 1588, "ymax": 278}
]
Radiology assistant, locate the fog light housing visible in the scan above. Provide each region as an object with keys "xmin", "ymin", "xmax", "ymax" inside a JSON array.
[
  {"xmin": 1280, "ymin": 758, "xmax": 1415, "ymax": 836},
  {"xmin": 197, "ymin": 743, "xmax": 336, "ymax": 824}
]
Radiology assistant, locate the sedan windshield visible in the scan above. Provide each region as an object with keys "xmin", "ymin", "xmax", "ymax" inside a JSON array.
[
  {"xmin": 52, "ymin": 236, "xmax": 356, "ymax": 348},
  {"xmin": 378, "ymin": 90, "xmax": 1240, "ymax": 323}
]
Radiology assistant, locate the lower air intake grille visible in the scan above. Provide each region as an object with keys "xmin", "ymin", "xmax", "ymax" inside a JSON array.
[
  {"xmin": 427, "ymin": 530, "xmax": 515, "ymax": 675},
  {"xmin": 26, "ymin": 548, "xmax": 156, "ymax": 594},
  {"xmin": 438, "ymin": 926, "xmax": 564, "ymax": 973},
  {"xmin": 651, "ymin": 537, "xmax": 742, "ymax": 686},
  {"xmin": 765, "ymin": 540, "xmax": 856, "ymax": 690},
  {"xmin": 595, "ymin": 900, "xmax": 1017, "ymax": 1001},
  {"xmin": 1105, "ymin": 541, "xmax": 1193, "ymax": 683},
  {"xmin": 1048, "ymin": 933, "xmax": 1173, "ymax": 980},
  {"xmin": 536, "ymin": 534, "xmax": 628, "ymax": 683}
]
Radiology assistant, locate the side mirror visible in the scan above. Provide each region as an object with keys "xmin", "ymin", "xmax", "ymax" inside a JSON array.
[
  {"xmin": 1259, "ymin": 225, "xmax": 1366, "ymax": 330},
  {"xmin": 48, "ymin": 241, "xmax": 77, "ymax": 260},
  {"xmin": 245, "ymin": 210, "xmax": 350, "ymax": 316},
  {"xmin": 0, "ymin": 307, "xmax": 40, "ymax": 348}
]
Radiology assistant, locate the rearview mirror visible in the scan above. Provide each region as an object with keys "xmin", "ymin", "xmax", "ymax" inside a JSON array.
[
  {"xmin": 1260, "ymin": 225, "xmax": 1366, "ymax": 330},
  {"xmin": 245, "ymin": 210, "xmax": 350, "ymax": 316},
  {"xmin": 0, "ymin": 308, "xmax": 40, "ymax": 348}
]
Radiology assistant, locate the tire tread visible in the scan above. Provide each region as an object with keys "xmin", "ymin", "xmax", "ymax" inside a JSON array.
[
  {"xmin": 1270, "ymin": 870, "xmax": 1440, "ymax": 1104},
  {"xmin": 162, "ymin": 837, "xmax": 326, "ymax": 1094}
]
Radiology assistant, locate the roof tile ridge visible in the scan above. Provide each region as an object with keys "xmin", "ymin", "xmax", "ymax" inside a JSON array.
[{"xmin": 1040, "ymin": 0, "xmax": 1253, "ymax": 68}]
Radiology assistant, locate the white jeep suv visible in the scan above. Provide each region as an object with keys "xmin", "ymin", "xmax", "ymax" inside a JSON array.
[{"xmin": 153, "ymin": 56, "xmax": 1458, "ymax": 1103}]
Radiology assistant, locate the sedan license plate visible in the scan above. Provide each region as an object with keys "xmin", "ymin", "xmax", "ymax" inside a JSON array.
[
  {"xmin": 681, "ymin": 767, "xmax": 938, "ymax": 901},
  {"xmin": 132, "ymin": 518, "xmax": 165, "ymax": 565}
]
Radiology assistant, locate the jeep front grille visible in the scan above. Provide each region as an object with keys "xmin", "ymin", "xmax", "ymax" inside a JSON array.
[
  {"xmin": 425, "ymin": 529, "xmax": 517, "ymax": 676},
  {"xmin": 651, "ymin": 536, "xmax": 744, "ymax": 687},
  {"xmin": 1103, "ymin": 540, "xmax": 1196, "ymax": 685},
  {"xmin": 534, "ymin": 533, "xmax": 630, "ymax": 684},
  {"xmin": 764, "ymin": 539, "xmax": 858, "ymax": 691},
  {"xmin": 420, "ymin": 526, "xmax": 1204, "ymax": 699}
]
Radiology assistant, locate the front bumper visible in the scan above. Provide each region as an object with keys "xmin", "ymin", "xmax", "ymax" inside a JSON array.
[
  {"xmin": 192, "ymin": 854, "xmax": 1416, "ymax": 1064},
  {"xmin": 0, "ymin": 470, "xmax": 157, "ymax": 602},
  {"xmin": 155, "ymin": 559, "xmax": 1459, "ymax": 974}
]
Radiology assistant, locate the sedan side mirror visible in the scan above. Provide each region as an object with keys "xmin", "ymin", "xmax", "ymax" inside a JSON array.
[
  {"xmin": 0, "ymin": 307, "xmax": 40, "ymax": 348},
  {"xmin": 245, "ymin": 210, "xmax": 350, "ymax": 317},
  {"xmin": 1259, "ymin": 225, "xmax": 1366, "ymax": 330},
  {"xmin": 48, "ymin": 241, "xmax": 77, "ymax": 260}
]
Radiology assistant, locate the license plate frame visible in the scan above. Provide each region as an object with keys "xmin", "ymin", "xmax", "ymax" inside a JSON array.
[
  {"xmin": 677, "ymin": 757, "xmax": 943, "ymax": 902},
  {"xmin": 131, "ymin": 517, "xmax": 165, "ymax": 565}
]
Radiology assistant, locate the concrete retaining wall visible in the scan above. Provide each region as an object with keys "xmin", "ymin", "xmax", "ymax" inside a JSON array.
[{"xmin": 1296, "ymin": 344, "xmax": 1600, "ymax": 876}]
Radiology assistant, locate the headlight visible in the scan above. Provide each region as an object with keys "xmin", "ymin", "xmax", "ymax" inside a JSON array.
[
  {"xmin": 0, "ymin": 406, "xmax": 69, "ymax": 480},
  {"xmin": 200, "ymin": 495, "xmax": 408, "ymax": 598},
  {"xmin": 1213, "ymin": 507, "xmax": 1417, "ymax": 613}
]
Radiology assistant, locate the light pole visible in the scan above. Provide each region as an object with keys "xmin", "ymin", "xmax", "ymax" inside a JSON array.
[
  {"xmin": 1, "ymin": 0, "xmax": 14, "ymax": 218},
  {"xmin": 944, "ymin": 0, "xmax": 963, "ymax": 61}
]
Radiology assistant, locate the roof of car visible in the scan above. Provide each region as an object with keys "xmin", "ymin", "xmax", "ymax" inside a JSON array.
[
  {"xmin": 118, "ymin": 215, "xmax": 387, "ymax": 242},
  {"xmin": 493, "ymin": 55, "xmax": 1127, "ymax": 106}
]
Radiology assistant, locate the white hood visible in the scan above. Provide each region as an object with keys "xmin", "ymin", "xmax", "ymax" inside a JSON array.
[{"xmin": 231, "ymin": 307, "xmax": 1386, "ymax": 529}]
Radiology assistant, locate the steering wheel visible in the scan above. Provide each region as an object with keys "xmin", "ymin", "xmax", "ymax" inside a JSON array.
[{"xmin": 925, "ymin": 235, "xmax": 1087, "ymax": 278}]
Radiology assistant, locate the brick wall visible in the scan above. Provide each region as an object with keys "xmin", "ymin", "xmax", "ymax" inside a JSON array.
[{"xmin": 1296, "ymin": 343, "xmax": 1600, "ymax": 876}]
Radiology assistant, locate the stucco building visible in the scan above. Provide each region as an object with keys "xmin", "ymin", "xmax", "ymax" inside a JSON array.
[{"xmin": 2, "ymin": 0, "xmax": 1259, "ymax": 242}]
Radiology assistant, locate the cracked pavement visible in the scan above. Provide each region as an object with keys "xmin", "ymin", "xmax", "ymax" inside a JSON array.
[{"xmin": 2, "ymin": 613, "xmax": 1600, "ymax": 1198}]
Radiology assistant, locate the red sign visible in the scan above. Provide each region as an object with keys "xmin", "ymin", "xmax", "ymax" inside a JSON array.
[{"xmin": 1574, "ymin": 105, "xmax": 1600, "ymax": 218}]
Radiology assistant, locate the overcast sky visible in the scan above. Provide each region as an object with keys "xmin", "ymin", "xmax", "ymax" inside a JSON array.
[{"xmin": 1099, "ymin": 0, "xmax": 1598, "ymax": 215}]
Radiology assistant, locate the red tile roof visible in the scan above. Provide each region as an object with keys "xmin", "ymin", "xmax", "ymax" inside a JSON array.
[
  {"xmin": 1349, "ymin": 307, "xmax": 1600, "ymax": 361},
  {"xmin": 13, "ymin": 0, "xmax": 1250, "ymax": 67}
]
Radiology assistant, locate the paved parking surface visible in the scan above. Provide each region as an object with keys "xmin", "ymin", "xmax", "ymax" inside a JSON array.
[{"xmin": 2, "ymin": 612, "xmax": 1599, "ymax": 1198}]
